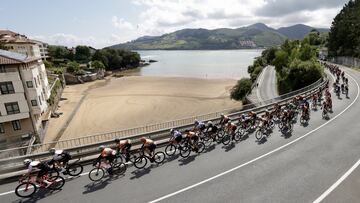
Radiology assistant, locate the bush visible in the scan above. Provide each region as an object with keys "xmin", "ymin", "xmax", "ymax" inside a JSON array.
[
  {"xmin": 230, "ymin": 78, "xmax": 252, "ymax": 101},
  {"xmin": 250, "ymin": 66, "xmax": 263, "ymax": 82}
]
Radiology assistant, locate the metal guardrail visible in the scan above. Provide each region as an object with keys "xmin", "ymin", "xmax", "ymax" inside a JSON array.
[
  {"xmin": 0, "ymin": 76, "xmax": 324, "ymax": 159},
  {"xmin": 0, "ymin": 75, "xmax": 328, "ymax": 174}
]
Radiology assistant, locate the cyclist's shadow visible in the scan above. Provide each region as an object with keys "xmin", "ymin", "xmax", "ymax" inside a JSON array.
[
  {"xmin": 12, "ymin": 189, "xmax": 62, "ymax": 203},
  {"xmin": 83, "ymin": 179, "xmax": 111, "ymax": 194},
  {"xmin": 178, "ymin": 154, "xmax": 196, "ymax": 166},
  {"xmin": 130, "ymin": 166, "xmax": 152, "ymax": 179}
]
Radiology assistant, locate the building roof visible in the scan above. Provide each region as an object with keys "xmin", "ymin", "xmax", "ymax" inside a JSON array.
[
  {"xmin": 0, "ymin": 30, "xmax": 17, "ymax": 36},
  {"xmin": 0, "ymin": 49, "xmax": 39, "ymax": 64}
]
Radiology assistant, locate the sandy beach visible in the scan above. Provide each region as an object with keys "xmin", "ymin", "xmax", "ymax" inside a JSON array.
[{"xmin": 44, "ymin": 76, "xmax": 242, "ymax": 142}]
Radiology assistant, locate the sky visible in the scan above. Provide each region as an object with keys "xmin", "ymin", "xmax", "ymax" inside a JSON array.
[{"xmin": 0, "ymin": 0, "xmax": 350, "ymax": 48}]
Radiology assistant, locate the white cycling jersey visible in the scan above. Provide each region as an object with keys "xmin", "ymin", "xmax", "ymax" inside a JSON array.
[{"xmin": 53, "ymin": 150, "xmax": 64, "ymax": 161}]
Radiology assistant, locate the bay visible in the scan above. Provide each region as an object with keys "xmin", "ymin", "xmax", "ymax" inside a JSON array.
[{"xmin": 137, "ymin": 50, "xmax": 262, "ymax": 79}]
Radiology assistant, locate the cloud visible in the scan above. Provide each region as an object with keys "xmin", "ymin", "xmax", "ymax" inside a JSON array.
[
  {"xmin": 255, "ymin": 0, "xmax": 349, "ymax": 17},
  {"xmin": 112, "ymin": 16, "xmax": 134, "ymax": 30}
]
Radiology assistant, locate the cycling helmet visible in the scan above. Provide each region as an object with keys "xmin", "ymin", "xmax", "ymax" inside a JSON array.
[
  {"xmin": 220, "ymin": 113, "xmax": 224, "ymax": 118},
  {"xmin": 49, "ymin": 148, "xmax": 56, "ymax": 155},
  {"xmin": 140, "ymin": 137, "xmax": 146, "ymax": 142},
  {"xmin": 194, "ymin": 119, "xmax": 199, "ymax": 125},
  {"xmin": 170, "ymin": 128, "xmax": 175, "ymax": 134},
  {"xmin": 207, "ymin": 121, "xmax": 213, "ymax": 126},
  {"xmin": 114, "ymin": 138, "xmax": 120, "ymax": 143},
  {"xmin": 98, "ymin": 145, "xmax": 105, "ymax": 151},
  {"xmin": 23, "ymin": 159, "xmax": 32, "ymax": 166},
  {"xmin": 227, "ymin": 120, "xmax": 231, "ymax": 123},
  {"xmin": 265, "ymin": 108, "xmax": 270, "ymax": 113}
]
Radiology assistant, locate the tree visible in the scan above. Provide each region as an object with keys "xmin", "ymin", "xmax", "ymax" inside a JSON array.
[
  {"xmin": 230, "ymin": 78, "xmax": 252, "ymax": 101},
  {"xmin": 328, "ymin": 0, "xmax": 360, "ymax": 57},
  {"xmin": 273, "ymin": 50, "xmax": 289, "ymax": 74},
  {"xmin": 75, "ymin": 46, "xmax": 91, "ymax": 63},
  {"xmin": 66, "ymin": 61, "xmax": 80, "ymax": 73},
  {"xmin": 43, "ymin": 60, "xmax": 53, "ymax": 69},
  {"xmin": 91, "ymin": 60, "xmax": 105, "ymax": 69},
  {"xmin": 48, "ymin": 45, "xmax": 70, "ymax": 59},
  {"xmin": 92, "ymin": 50, "xmax": 109, "ymax": 68}
]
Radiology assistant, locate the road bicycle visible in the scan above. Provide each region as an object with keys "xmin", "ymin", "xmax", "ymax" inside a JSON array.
[
  {"xmin": 179, "ymin": 139, "xmax": 205, "ymax": 158},
  {"xmin": 133, "ymin": 149, "xmax": 166, "ymax": 169},
  {"xmin": 88, "ymin": 160, "xmax": 126, "ymax": 181},
  {"xmin": 15, "ymin": 173, "xmax": 65, "ymax": 197},
  {"xmin": 49, "ymin": 159, "xmax": 83, "ymax": 177}
]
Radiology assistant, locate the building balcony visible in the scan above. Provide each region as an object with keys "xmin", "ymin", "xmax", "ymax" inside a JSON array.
[{"xmin": 0, "ymin": 112, "xmax": 29, "ymax": 123}]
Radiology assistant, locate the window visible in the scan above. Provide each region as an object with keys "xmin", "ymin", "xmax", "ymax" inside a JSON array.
[
  {"xmin": 0, "ymin": 65, "xmax": 5, "ymax": 73},
  {"xmin": 0, "ymin": 82, "xmax": 15, "ymax": 94},
  {"xmin": 0, "ymin": 123, "xmax": 4, "ymax": 133},
  {"xmin": 38, "ymin": 96, "xmax": 42, "ymax": 105},
  {"xmin": 12, "ymin": 120, "xmax": 21, "ymax": 131},
  {"xmin": 26, "ymin": 81, "xmax": 33, "ymax": 88},
  {"xmin": 31, "ymin": 100, "xmax": 37, "ymax": 106},
  {"xmin": 5, "ymin": 102, "xmax": 20, "ymax": 114}
]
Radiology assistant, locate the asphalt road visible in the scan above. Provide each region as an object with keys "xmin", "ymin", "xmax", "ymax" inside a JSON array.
[
  {"xmin": 0, "ymin": 66, "xmax": 359, "ymax": 203},
  {"xmin": 257, "ymin": 65, "xmax": 278, "ymax": 101}
]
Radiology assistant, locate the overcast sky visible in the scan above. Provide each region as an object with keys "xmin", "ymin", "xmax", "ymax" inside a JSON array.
[{"xmin": 0, "ymin": 0, "xmax": 349, "ymax": 48}]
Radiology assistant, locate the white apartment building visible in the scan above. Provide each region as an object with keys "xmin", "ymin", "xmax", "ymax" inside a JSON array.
[
  {"xmin": 0, "ymin": 30, "xmax": 48, "ymax": 60},
  {"xmin": 0, "ymin": 49, "xmax": 50, "ymax": 149}
]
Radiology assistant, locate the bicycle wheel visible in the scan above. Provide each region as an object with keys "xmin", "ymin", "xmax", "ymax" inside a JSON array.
[
  {"xmin": 114, "ymin": 163, "xmax": 127, "ymax": 175},
  {"xmin": 197, "ymin": 142, "xmax": 205, "ymax": 153},
  {"xmin": 180, "ymin": 145, "xmax": 191, "ymax": 158},
  {"xmin": 154, "ymin": 152, "xmax": 166, "ymax": 164},
  {"xmin": 15, "ymin": 182, "xmax": 37, "ymax": 197},
  {"xmin": 134, "ymin": 156, "xmax": 147, "ymax": 169},
  {"xmin": 88, "ymin": 167, "xmax": 105, "ymax": 181},
  {"xmin": 165, "ymin": 144, "xmax": 176, "ymax": 156},
  {"xmin": 49, "ymin": 168, "xmax": 60, "ymax": 178},
  {"xmin": 48, "ymin": 176, "xmax": 65, "ymax": 190},
  {"xmin": 221, "ymin": 135, "xmax": 231, "ymax": 145},
  {"xmin": 234, "ymin": 131, "xmax": 242, "ymax": 142},
  {"xmin": 255, "ymin": 130, "xmax": 263, "ymax": 140},
  {"xmin": 67, "ymin": 163, "xmax": 83, "ymax": 176},
  {"xmin": 217, "ymin": 129, "xmax": 225, "ymax": 138}
]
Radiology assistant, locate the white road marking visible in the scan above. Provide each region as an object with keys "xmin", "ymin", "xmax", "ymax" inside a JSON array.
[
  {"xmin": 148, "ymin": 72, "xmax": 359, "ymax": 203},
  {"xmin": 313, "ymin": 159, "xmax": 360, "ymax": 203},
  {"xmin": 0, "ymin": 71, "xmax": 356, "ymax": 199}
]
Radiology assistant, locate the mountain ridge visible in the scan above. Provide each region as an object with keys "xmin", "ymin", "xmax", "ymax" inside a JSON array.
[{"xmin": 110, "ymin": 23, "xmax": 329, "ymax": 50}]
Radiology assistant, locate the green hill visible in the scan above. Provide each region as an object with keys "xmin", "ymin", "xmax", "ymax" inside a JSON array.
[{"xmin": 110, "ymin": 23, "xmax": 328, "ymax": 50}]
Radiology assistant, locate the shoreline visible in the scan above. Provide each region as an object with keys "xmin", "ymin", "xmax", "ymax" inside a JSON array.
[{"xmin": 44, "ymin": 75, "xmax": 241, "ymax": 142}]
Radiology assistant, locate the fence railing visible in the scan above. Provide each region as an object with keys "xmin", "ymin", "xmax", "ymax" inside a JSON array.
[
  {"xmin": 0, "ymin": 75, "xmax": 329, "ymax": 174},
  {"xmin": 0, "ymin": 76, "xmax": 326, "ymax": 159}
]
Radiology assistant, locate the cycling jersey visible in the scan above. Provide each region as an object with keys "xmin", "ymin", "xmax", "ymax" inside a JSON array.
[
  {"xmin": 195, "ymin": 122, "xmax": 206, "ymax": 131},
  {"xmin": 27, "ymin": 161, "xmax": 50, "ymax": 177},
  {"xmin": 172, "ymin": 130, "xmax": 182, "ymax": 138},
  {"xmin": 101, "ymin": 148, "xmax": 116, "ymax": 157}
]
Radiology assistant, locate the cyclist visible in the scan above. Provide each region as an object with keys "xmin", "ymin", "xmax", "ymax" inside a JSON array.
[
  {"xmin": 248, "ymin": 111, "xmax": 257, "ymax": 126},
  {"xmin": 219, "ymin": 114, "xmax": 230, "ymax": 126},
  {"xmin": 114, "ymin": 138, "xmax": 132, "ymax": 162},
  {"xmin": 206, "ymin": 121, "xmax": 218, "ymax": 141},
  {"xmin": 226, "ymin": 121, "xmax": 237, "ymax": 140},
  {"xmin": 301, "ymin": 103, "xmax": 310, "ymax": 120},
  {"xmin": 48, "ymin": 148, "xmax": 72, "ymax": 172},
  {"xmin": 95, "ymin": 145, "xmax": 116, "ymax": 174},
  {"xmin": 193, "ymin": 119, "xmax": 206, "ymax": 133},
  {"xmin": 184, "ymin": 130, "xmax": 199, "ymax": 152},
  {"xmin": 169, "ymin": 129, "xmax": 183, "ymax": 145},
  {"xmin": 140, "ymin": 137, "xmax": 156, "ymax": 162},
  {"xmin": 23, "ymin": 159, "xmax": 52, "ymax": 188}
]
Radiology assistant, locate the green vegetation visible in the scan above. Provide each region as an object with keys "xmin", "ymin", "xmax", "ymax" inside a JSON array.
[
  {"xmin": 272, "ymin": 37, "xmax": 323, "ymax": 94},
  {"xmin": 328, "ymin": 0, "xmax": 360, "ymax": 57},
  {"xmin": 111, "ymin": 23, "xmax": 329, "ymax": 50},
  {"xmin": 47, "ymin": 79, "xmax": 61, "ymax": 106},
  {"xmin": 0, "ymin": 42, "xmax": 8, "ymax": 50},
  {"xmin": 230, "ymin": 78, "xmax": 252, "ymax": 101},
  {"xmin": 234, "ymin": 31, "xmax": 324, "ymax": 101},
  {"xmin": 46, "ymin": 45, "xmax": 140, "ymax": 73}
]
